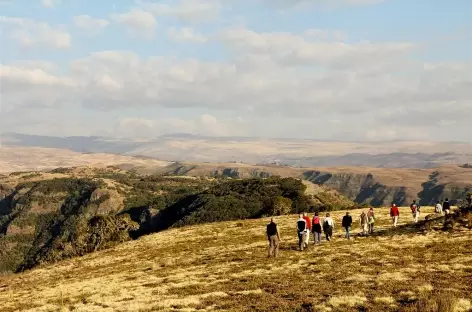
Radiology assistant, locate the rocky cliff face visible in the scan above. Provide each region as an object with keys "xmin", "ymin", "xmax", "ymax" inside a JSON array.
[
  {"xmin": 302, "ymin": 170, "xmax": 471, "ymax": 206},
  {"xmin": 302, "ymin": 171, "xmax": 409, "ymax": 206},
  {"xmin": 0, "ymin": 177, "xmax": 136, "ymax": 273},
  {"xmin": 211, "ymin": 167, "xmax": 273, "ymax": 179}
]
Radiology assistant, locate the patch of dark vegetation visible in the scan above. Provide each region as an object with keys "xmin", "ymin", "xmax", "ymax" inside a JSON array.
[
  {"xmin": 17, "ymin": 183, "xmax": 138, "ymax": 272},
  {"xmin": 50, "ymin": 167, "xmax": 73, "ymax": 174},
  {"xmin": 151, "ymin": 177, "xmax": 311, "ymax": 232}
]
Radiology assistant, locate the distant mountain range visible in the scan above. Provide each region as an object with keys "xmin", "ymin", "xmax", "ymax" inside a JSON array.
[{"xmin": 2, "ymin": 132, "xmax": 471, "ymax": 168}]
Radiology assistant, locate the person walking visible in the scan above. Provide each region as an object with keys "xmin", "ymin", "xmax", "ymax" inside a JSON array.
[
  {"xmin": 296, "ymin": 214, "xmax": 307, "ymax": 251},
  {"xmin": 312, "ymin": 212, "xmax": 322, "ymax": 244},
  {"xmin": 410, "ymin": 200, "xmax": 419, "ymax": 223},
  {"xmin": 435, "ymin": 201, "xmax": 443, "ymax": 214},
  {"xmin": 342, "ymin": 211, "xmax": 353, "ymax": 240},
  {"xmin": 266, "ymin": 217, "xmax": 281, "ymax": 258},
  {"xmin": 390, "ymin": 203, "xmax": 400, "ymax": 227},
  {"xmin": 303, "ymin": 212, "xmax": 312, "ymax": 247},
  {"xmin": 323, "ymin": 213, "xmax": 334, "ymax": 241},
  {"xmin": 367, "ymin": 208, "xmax": 375, "ymax": 234},
  {"xmin": 443, "ymin": 198, "xmax": 451, "ymax": 214},
  {"xmin": 360, "ymin": 210, "xmax": 368, "ymax": 235}
]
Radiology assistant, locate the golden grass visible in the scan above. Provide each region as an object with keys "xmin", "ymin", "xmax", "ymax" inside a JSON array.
[
  {"xmin": 0, "ymin": 207, "xmax": 471, "ymax": 312},
  {"xmin": 0, "ymin": 146, "xmax": 170, "ymax": 173}
]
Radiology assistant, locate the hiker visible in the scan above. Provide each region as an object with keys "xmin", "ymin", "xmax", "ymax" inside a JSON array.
[
  {"xmin": 296, "ymin": 214, "xmax": 307, "ymax": 251},
  {"xmin": 341, "ymin": 211, "xmax": 353, "ymax": 240},
  {"xmin": 368, "ymin": 208, "xmax": 375, "ymax": 234},
  {"xmin": 435, "ymin": 201, "xmax": 443, "ymax": 214},
  {"xmin": 267, "ymin": 217, "xmax": 281, "ymax": 258},
  {"xmin": 303, "ymin": 212, "xmax": 312, "ymax": 246},
  {"xmin": 443, "ymin": 198, "xmax": 451, "ymax": 214},
  {"xmin": 410, "ymin": 200, "xmax": 419, "ymax": 223},
  {"xmin": 312, "ymin": 212, "xmax": 322, "ymax": 244},
  {"xmin": 360, "ymin": 210, "xmax": 369, "ymax": 235},
  {"xmin": 322, "ymin": 213, "xmax": 334, "ymax": 241},
  {"xmin": 390, "ymin": 203, "xmax": 400, "ymax": 227}
]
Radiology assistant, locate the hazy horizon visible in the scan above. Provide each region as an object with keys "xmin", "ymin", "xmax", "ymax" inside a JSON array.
[{"xmin": 2, "ymin": 131, "xmax": 472, "ymax": 145}]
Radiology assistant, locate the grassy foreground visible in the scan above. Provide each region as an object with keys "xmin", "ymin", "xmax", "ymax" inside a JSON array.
[{"xmin": 0, "ymin": 207, "xmax": 471, "ymax": 312}]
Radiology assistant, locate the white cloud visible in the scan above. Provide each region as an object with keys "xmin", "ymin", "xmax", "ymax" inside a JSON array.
[
  {"xmin": 7, "ymin": 60, "xmax": 58, "ymax": 72},
  {"xmin": 303, "ymin": 29, "xmax": 346, "ymax": 41},
  {"xmin": 219, "ymin": 27, "xmax": 416, "ymax": 71},
  {"xmin": 168, "ymin": 27, "xmax": 207, "ymax": 43},
  {"xmin": 41, "ymin": 0, "xmax": 61, "ymax": 8},
  {"xmin": 0, "ymin": 65, "xmax": 74, "ymax": 86},
  {"xmin": 1, "ymin": 24, "xmax": 471, "ymax": 141},
  {"xmin": 109, "ymin": 9, "xmax": 157, "ymax": 39},
  {"xmin": 73, "ymin": 15, "xmax": 110, "ymax": 34},
  {"xmin": 0, "ymin": 64, "xmax": 77, "ymax": 112},
  {"xmin": 139, "ymin": 0, "xmax": 222, "ymax": 23},
  {"xmin": 0, "ymin": 16, "xmax": 71, "ymax": 49}
]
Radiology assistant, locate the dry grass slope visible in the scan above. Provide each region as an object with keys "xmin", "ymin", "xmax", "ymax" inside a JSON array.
[
  {"xmin": 1, "ymin": 207, "xmax": 471, "ymax": 312},
  {"xmin": 0, "ymin": 146, "xmax": 170, "ymax": 173}
]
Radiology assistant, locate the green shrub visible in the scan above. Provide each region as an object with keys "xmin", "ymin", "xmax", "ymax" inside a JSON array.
[
  {"xmin": 264, "ymin": 196, "xmax": 292, "ymax": 216},
  {"xmin": 153, "ymin": 177, "xmax": 311, "ymax": 232}
]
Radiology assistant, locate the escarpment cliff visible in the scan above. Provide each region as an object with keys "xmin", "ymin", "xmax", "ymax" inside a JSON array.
[
  {"xmin": 302, "ymin": 168, "xmax": 472, "ymax": 207},
  {"xmin": 159, "ymin": 163, "xmax": 472, "ymax": 207},
  {"xmin": 303, "ymin": 171, "xmax": 409, "ymax": 206}
]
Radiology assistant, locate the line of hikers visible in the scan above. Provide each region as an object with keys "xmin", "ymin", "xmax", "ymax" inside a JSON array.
[
  {"xmin": 266, "ymin": 198, "xmax": 454, "ymax": 257},
  {"xmin": 405, "ymin": 198, "xmax": 451, "ymax": 224}
]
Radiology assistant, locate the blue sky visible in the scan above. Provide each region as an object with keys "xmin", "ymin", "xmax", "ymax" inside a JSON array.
[{"xmin": 0, "ymin": 0, "xmax": 471, "ymax": 141}]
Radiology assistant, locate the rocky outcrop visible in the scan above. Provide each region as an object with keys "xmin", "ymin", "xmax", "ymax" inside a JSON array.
[
  {"xmin": 303, "ymin": 171, "xmax": 409, "ymax": 206},
  {"xmin": 0, "ymin": 183, "xmax": 13, "ymax": 200},
  {"xmin": 302, "ymin": 170, "xmax": 472, "ymax": 207},
  {"xmin": 0, "ymin": 178, "xmax": 139, "ymax": 272},
  {"xmin": 211, "ymin": 167, "xmax": 273, "ymax": 179},
  {"xmin": 18, "ymin": 213, "xmax": 138, "ymax": 272},
  {"xmin": 89, "ymin": 188, "xmax": 124, "ymax": 215}
]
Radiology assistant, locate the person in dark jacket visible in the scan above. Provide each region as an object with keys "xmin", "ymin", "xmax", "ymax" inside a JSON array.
[
  {"xmin": 312, "ymin": 212, "xmax": 322, "ymax": 244},
  {"xmin": 443, "ymin": 198, "xmax": 451, "ymax": 214},
  {"xmin": 342, "ymin": 212, "xmax": 353, "ymax": 240},
  {"xmin": 322, "ymin": 213, "xmax": 334, "ymax": 241},
  {"xmin": 266, "ymin": 217, "xmax": 281, "ymax": 257},
  {"xmin": 296, "ymin": 214, "xmax": 307, "ymax": 251}
]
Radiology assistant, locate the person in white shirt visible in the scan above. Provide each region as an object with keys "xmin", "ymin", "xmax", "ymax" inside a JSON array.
[
  {"xmin": 435, "ymin": 201, "xmax": 443, "ymax": 214},
  {"xmin": 360, "ymin": 210, "xmax": 369, "ymax": 235},
  {"xmin": 296, "ymin": 214, "xmax": 307, "ymax": 251},
  {"xmin": 322, "ymin": 213, "xmax": 335, "ymax": 241}
]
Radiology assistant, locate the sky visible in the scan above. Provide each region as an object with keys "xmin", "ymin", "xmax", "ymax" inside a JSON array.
[{"xmin": 0, "ymin": 0, "xmax": 471, "ymax": 142}]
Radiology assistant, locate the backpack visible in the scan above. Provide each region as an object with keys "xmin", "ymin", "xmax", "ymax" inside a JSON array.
[
  {"xmin": 297, "ymin": 220, "xmax": 306, "ymax": 233},
  {"xmin": 410, "ymin": 204, "xmax": 417, "ymax": 213},
  {"xmin": 267, "ymin": 222, "xmax": 277, "ymax": 236},
  {"xmin": 323, "ymin": 219, "xmax": 331, "ymax": 228},
  {"xmin": 313, "ymin": 217, "xmax": 320, "ymax": 225}
]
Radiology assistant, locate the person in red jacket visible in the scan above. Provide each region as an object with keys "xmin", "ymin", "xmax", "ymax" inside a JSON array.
[
  {"xmin": 390, "ymin": 203, "xmax": 400, "ymax": 227},
  {"xmin": 303, "ymin": 212, "xmax": 312, "ymax": 246}
]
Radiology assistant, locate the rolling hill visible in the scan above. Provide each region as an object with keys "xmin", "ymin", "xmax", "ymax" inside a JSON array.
[
  {"xmin": 1, "ymin": 207, "xmax": 471, "ymax": 312},
  {"xmin": 0, "ymin": 167, "xmax": 352, "ymax": 273},
  {"xmin": 1, "ymin": 146, "xmax": 471, "ymax": 207},
  {"xmin": 3, "ymin": 132, "xmax": 472, "ymax": 168}
]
